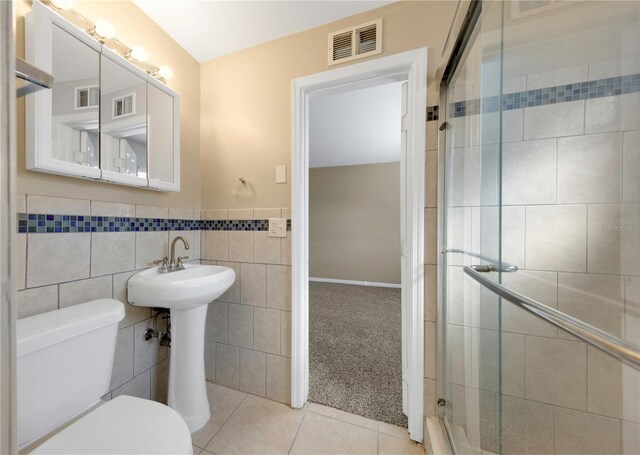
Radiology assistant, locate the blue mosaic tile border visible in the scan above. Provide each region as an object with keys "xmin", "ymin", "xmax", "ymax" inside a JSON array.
[
  {"xmin": 17, "ymin": 213, "xmax": 292, "ymax": 234},
  {"xmin": 450, "ymin": 73, "xmax": 640, "ymax": 118}
]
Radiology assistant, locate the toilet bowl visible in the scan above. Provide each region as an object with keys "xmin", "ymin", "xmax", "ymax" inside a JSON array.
[{"xmin": 17, "ymin": 299, "xmax": 192, "ymax": 454}]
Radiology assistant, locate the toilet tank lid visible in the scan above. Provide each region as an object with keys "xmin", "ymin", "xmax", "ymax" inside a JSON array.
[{"xmin": 17, "ymin": 299, "xmax": 125, "ymax": 357}]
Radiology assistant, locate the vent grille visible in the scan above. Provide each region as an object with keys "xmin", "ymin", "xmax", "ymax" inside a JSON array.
[
  {"xmin": 332, "ymin": 31, "xmax": 353, "ymax": 61},
  {"xmin": 328, "ymin": 19, "xmax": 382, "ymax": 66}
]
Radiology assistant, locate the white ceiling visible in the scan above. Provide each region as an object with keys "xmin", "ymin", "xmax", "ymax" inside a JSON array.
[
  {"xmin": 309, "ymin": 81, "xmax": 401, "ymax": 169},
  {"xmin": 131, "ymin": 0, "xmax": 393, "ymax": 63}
]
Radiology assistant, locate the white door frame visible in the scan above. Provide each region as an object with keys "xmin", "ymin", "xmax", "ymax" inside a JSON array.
[{"xmin": 291, "ymin": 48, "xmax": 427, "ymax": 442}]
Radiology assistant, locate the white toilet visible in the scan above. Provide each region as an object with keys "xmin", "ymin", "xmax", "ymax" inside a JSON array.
[{"xmin": 17, "ymin": 299, "xmax": 193, "ymax": 454}]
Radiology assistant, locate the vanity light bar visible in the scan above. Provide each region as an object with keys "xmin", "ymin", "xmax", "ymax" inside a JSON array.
[{"xmin": 25, "ymin": 0, "xmax": 172, "ymax": 83}]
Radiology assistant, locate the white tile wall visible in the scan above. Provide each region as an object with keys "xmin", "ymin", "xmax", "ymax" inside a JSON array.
[
  {"xmin": 503, "ymin": 139, "xmax": 556, "ymax": 205},
  {"xmin": 524, "ymin": 101, "xmax": 585, "ymax": 140},
  {"xmin": 557, "ymin": 132, "xmax": 621, "ymax": 203},
  {"xmin": 525, "ymin": 205, "xmax": 587, "ymax": 272}
]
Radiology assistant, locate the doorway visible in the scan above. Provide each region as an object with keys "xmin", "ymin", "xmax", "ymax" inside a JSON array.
[{"xmin": 291, "ymin": 48, "xmax": 427, "ymax": 442}]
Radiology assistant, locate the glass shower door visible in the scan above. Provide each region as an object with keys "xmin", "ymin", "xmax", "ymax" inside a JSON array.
[
  {"xmin": 441, "ymin": 1, "xmax": 640, "ymax": 454},
  {"xmin": 442, "ymin": 1, "xmax": 505, "ymax": 453}
]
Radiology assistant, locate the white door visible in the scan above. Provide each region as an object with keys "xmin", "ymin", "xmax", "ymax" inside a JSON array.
[{"xmin": 400, "ymin": 81, "xmax": 409, "ymax": 416}]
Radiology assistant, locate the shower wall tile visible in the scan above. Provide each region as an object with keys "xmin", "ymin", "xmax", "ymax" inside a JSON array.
[
  {"xmin": 524, "ymin": 336, "xmax": 587, "ymax": 410},
  {"xmin": 622, "ymin": 130, "xmax": 639, "ymax": 203},
  {"xmin": 425, "ymin": 149, "xmax": 438, "ymax": 208},
  {"xmin": 622, "ymin": 420, "xmax": 640, "ymax": 455},
  {"xmin": 27, "ymin": 195, "xmax": 90, "ymax": 215},
  {"xmin": 59, "ymin": 275, "xmax": 112, "ymax": 308},
  {"xmin": 585, "ymin": 93, "xmax": 639, "ymax": 134},
  {"xmin": 554, "ymin": 407, "xmax": 621, "ymax": 455},
  {"xmin": 587, "ymin": 346, "xmax": 640, "ymax": 422},
  {"xmin": 501, "ymin": 270, "xmax": 558, "ymax": 337},
  {"xmin": 17, "ymin": 285, "xmax": 58, "ymax": 319},
  {"xmin": 587, "ymin": 203, "xmax": 639, "ymax": 276},
  {"xmin": 91, "ymin": 232, "xmax": 136, "ymax": 276},
  {"xmin": 424, "ymin": 321, "xmax": 436, "ymax": 380},
  {"xmin": 502, "ymin": 396, "xmax": 554, "ymax": 455},
  {"xmin": 557, "ymin": 132, "xmax": 621, "ymax": 204},
  {"xmin": 525, "ymin": 205, "xmax": 587, "ymax": 272},
  {"xmin": 558, "ymin": 272, "xmax": 624, "ymax": 338},
  {"xmin": 424, "ymin": 264, "xmax": 437, "ymax": 322},
  {"xmin": 524, "ymin": 100, "xmax": 584, "ymax": 140},
  {"xmin": 502, "ymin": 139, "xmax": 556, "ymax": 205},
  {"xmin": 27, "ymin": 233, "xmax": 91, "ymax": 287},
  {"xmin": 526, "ymin": 64, "xmax": 589, "ymax": 90}
]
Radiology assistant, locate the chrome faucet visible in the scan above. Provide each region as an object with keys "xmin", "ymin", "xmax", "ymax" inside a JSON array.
[{"xmin": 169, "ymin": 236, "xmax": 190, "ymax": 270}]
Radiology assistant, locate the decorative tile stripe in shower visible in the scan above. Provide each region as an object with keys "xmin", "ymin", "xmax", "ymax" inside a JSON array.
[
  {"xmin": 17, "ymin": 213, "xmax": 292, "ymax": 234},
  {"xmin": 451, "ymin": 72, "xmax": 640, "ymax": 118}
]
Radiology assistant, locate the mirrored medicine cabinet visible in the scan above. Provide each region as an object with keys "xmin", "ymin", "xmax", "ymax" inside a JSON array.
[{"xmin": 25, "ymin": 1, "xmax": 180, "ymax": 191}]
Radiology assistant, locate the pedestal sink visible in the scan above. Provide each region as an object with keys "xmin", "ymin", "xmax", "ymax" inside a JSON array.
[{"xmin": 127, "ymin": 264, "xmax": 235, "ymax": 432}]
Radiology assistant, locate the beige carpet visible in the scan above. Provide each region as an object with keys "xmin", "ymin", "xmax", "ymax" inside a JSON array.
[{"xmin": 308, "ymin": 281, "xmax": 407, "ymax": 427}]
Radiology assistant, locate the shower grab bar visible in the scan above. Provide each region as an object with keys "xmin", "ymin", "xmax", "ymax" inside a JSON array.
[
  {"xmin": 464, "ymin": 264, "xmax": 640, "ymax": 370},
  {"xmin": 16, "ymin": 57, "xmax": 54, "ymax": 97},
  {"xmin": 444, "ymin": 249, "xmax": 518, "ymax": 272}
]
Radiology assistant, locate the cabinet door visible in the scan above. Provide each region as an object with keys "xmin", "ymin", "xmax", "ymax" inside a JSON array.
[
  {"xmin": 147, "ymin": 81, "xmax": 180, "ymax": 191},
  {"xmin": 26, "ymin": 2, "xmax": 101, "ymax": 179},
  {"xmin": 99, "ymin": 50, "xmax": 148, "ymax": 187}
]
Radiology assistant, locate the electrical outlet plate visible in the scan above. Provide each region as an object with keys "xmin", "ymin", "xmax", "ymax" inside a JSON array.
[{"xmin": 269, "ymin": 218, "xmax": 287, "ymax": 238}]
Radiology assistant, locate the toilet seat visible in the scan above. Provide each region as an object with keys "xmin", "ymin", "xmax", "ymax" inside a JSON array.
[{"xmin": 31, "ymin": 395, "xmax": 193, "ymax": 454}]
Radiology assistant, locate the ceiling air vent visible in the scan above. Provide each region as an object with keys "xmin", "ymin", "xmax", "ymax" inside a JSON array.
[{"xmin": 328, "ymin": 19, "xmax": 382, "ymax": 66}]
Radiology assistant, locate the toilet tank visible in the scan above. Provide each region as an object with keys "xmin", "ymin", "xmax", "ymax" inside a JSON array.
[{"xmin": 17, "ymin": 299, "xmax": 125, "ymax": 449}]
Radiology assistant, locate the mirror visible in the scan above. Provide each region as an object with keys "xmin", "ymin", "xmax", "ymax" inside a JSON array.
[
  {"xmin": 100, "ymin": 54, "xmax": 147, "ymax": 179},
  {"xmin": 50, "ymin": 24, "xmax": 99, "ymax": 168},
  {"xmin": 147, "ymin": 83, "xmax": 174, "ymax": 186}
]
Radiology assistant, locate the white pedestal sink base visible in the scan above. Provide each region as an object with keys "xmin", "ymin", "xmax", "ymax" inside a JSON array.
[{"xmin": 167, "ymin": 304, "xmax": 211, "ymax": 433}]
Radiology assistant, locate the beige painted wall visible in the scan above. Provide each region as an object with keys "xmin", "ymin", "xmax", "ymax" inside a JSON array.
[
  {"xmin": 309, "ymin": 163, "xmax": 400, "ymax": 284},
  {"xmin": 200, "ymin": 0, "xmax": 457, "ymax": 210},
  {"xmin": 15, "ymin": 0, "xmax": 201, "ymax": 209}
]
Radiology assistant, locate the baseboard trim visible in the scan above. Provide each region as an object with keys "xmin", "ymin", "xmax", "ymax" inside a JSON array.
[{"xmin": 309, "ymin": 277, "xmax": 401, "ymax": 289}]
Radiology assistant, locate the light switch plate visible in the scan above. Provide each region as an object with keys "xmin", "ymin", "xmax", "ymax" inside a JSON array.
[
  {"xmin": 268, "ymin": 218, "xmax": 287, "ymax": 238},
  {"xmin": 275, "ymin": 165, "xmax": 287, "ymax": 184}
]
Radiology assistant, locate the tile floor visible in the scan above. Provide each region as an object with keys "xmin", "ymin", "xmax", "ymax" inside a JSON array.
[{"xmin": 191, "ymin": 382, "xmax": 425, "ymax": 455}]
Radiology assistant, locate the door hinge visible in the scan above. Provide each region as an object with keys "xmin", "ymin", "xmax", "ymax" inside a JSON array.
[{"xmin": 439, "ymin": 121, "xmax": 448, "ymax": 131}]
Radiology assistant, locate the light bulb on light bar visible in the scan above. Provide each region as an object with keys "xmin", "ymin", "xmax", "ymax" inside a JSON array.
[
  {"xmin": 50, "ymin": 0, "xmax": 74, "ymax": 10},
  {"xmin": 157, "ymin": 66, "xmax": 173, "ymax": 80},
  {"xmin": 94, "ymin": 19, "xmax": 115, "ymax": 39},
  {"xmin": 128, "ymin": 46, "xmax": 148, "ymax": 62}
]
